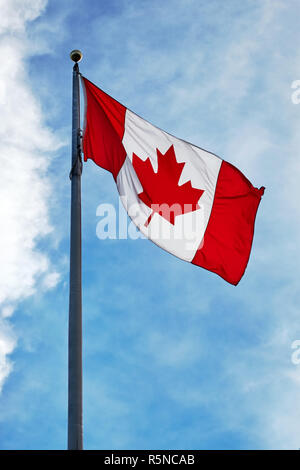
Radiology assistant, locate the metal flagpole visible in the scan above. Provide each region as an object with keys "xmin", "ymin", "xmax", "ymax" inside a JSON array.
[{"xmin": 68, "ymin": 49, "xmax": 83, "ymax": 450}]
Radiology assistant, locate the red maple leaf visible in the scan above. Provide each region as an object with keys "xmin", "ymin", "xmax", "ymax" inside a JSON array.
[{"xmin": 132, "ymin": 145, "xmax": 204, "ymax": 226}]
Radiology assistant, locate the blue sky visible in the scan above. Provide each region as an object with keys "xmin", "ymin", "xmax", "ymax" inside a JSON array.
[{"xmin": 0, "ymin": 0, "xmax": 300, "ymax": 450}]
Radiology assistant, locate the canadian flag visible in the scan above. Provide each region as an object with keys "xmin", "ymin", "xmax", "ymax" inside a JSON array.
[{"xmin": 82, "ymin": 77, "xmax": 264, "ymax": 285}]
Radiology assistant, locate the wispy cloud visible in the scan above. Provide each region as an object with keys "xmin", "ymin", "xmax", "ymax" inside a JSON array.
[{"xmin": 0, "ymin": 0, "xmax": 62, "ymax": 391}]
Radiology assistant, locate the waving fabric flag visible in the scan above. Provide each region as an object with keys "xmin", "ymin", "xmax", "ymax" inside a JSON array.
[{"xmin": 81, "ymin": 76, "xmax": 264, "ymax": 285}]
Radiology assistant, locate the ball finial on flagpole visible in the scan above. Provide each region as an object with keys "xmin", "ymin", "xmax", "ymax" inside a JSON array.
[{"xmin": 70, "ymin": 49, "xmax": 83, "ymax": 63}]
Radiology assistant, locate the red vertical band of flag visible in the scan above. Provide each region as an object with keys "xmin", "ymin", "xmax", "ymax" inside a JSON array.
[
  {"xmin": 192, "ymin": 162, "xmax": 264, "ymax": 285},
  {"xmin": 82, "ymin": 77, "xmax": 126, "ymax": 180}
]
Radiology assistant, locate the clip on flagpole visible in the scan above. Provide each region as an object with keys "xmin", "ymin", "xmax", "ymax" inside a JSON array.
[{"xmin": 68, "ymin": 49, "xmax": 83, "ymax": 450}]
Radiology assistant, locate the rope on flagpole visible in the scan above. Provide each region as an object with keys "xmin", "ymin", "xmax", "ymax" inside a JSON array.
[{"xmin": 69, "ymin": 128, "xmax": 83, "ymax": 180}]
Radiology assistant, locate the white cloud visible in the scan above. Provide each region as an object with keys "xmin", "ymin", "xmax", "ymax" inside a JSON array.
[
  {"xmin": 0, "ymin": 0, "xmax": 47, "ymax": 34},
  {"xmin": 42, "ymin": 272, "xmax": 61, "ymax": 290},
  {"xmin": 0, "ymin": 0, "xmax": 61, "ymax": 391},
  {"xmin": 0, "ymin": 318, "xmax": 17, "ymax": 391}
]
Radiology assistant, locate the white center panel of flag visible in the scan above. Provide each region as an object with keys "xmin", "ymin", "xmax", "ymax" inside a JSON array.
[{"xmin": 117, "ymin": 110, "xmax": 222, "ymax": 261}]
